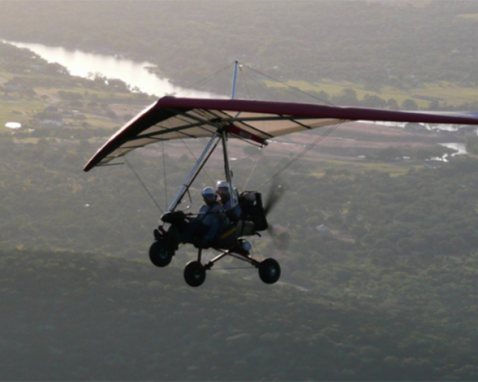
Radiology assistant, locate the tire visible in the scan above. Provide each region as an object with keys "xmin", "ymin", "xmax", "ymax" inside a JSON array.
[
  {"xmin": 184, "ymin": 261, "xmax": 206, "ymax": 287},
  {"xmin": 149, "ymin": 240, "xmax": 174, "ymax": 267},
  {"xmin": 258, "ymin": 258, "xmax": 281, "ymax": 284}
]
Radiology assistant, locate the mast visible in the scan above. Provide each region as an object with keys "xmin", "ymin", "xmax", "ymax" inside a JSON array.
[
  {"xmin": 231, "ymin": 60, "xmax": 239, "ymax": 100},
  {"xmin": 222, "ymin": 61, "xmax": 240, "ymax": 202}
]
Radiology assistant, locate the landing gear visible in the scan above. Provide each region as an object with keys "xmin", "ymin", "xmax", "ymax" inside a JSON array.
[
  {"xmin": 258, "ymin": 258, "xmax": 281, "ymax": 284},
  {"xmin": 149, "ymin": 229, "xmax": 281, "ymax": 287},
  {"xmin": 149, "ymin": 240, "xmax": 174, "ymax": 267},
  {"xmin": 184, "ymin": 261, "xmax": 206, "ymax": 287},
  {"xmin": 181, "ymin": 250, "xmax": 281, "ymax": 287}
]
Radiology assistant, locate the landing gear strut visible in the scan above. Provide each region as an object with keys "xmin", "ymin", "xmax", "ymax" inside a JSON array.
[{"xmin": 180, "ymin": 247, "xmax": 281, "ymax": 287}]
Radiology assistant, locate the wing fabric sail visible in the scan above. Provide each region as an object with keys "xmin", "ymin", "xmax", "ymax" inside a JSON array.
[{"xmin": 83, "ymin": 96, "xmax": 478, "ymax": 171}]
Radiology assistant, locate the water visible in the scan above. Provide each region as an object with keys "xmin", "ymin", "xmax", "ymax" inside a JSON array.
[
  {"xmin": 5, "ymin": 122, "xmax": 22, "ymax": 129},
  {"xmin": 441, "ymin": 142, "xmax": 467, "ymax": 155},
  {"xmin": 366, "ymin": 120, "xmax": 477, "ymax": 133},
  {"xmin": 429, "ymin": 143, "xmax": 467, "ymax": 162},
  {"xmin": 3, "ymin": 40, "xmax": 218, "ymax": 98}
]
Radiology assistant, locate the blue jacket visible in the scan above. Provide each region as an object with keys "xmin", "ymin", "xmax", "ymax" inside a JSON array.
[
  {"xmin": 222, "ymin": 198, "xmax": 242, "ymax": 221},
  {"xmin": 197, "ymin": 202, "xmax": 227, "ymax": 246}
]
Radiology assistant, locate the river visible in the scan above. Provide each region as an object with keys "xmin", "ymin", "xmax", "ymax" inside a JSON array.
[
  {"xmin": 432, "ymin": 142, "xmax": 468, "ymax": 162},
  {"xmin": 3, "ymin": 40, "xmax": 218, "ymax": 98}
]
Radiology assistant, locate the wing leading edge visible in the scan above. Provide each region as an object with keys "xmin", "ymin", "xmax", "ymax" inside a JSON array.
[{"xmin": 83, "ymin": 96, "xmax": 478, "ymax": 172}]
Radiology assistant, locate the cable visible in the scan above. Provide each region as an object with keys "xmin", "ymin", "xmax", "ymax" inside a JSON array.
[
  {"xmin": 180, "ymin": 63, "xmax": 233, "ymax": 95},
  {"xmin": 241, "ymin": 63, "xmax": 335, "ymax": 106},
  {"xmin": 243, "ymin": 148, "xmax": 263, "ymax": 189},
  {"xmin": 180, "ymin": 139, "xmax": 215, "ymax": 184},
  {"xmin": 230, "ymin": 62, "xmax": 343, "ymax": 185},
  {"xmin": 261, "ymin": 123, "xmax": 342, "ymax": 186},
  {"xmin": 125, "ymin": 157, "xmax": 164, "ymax": 214}
]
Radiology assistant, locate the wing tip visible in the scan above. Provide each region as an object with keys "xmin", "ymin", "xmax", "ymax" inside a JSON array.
[{"xmin": 83, "ymin": 158, "xmax": 96, "ymax": 172}]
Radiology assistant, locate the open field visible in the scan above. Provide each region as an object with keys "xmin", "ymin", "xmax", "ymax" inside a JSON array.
[
  {"xmin": 0, "ymin": 98, "xmax": 44, "ymax": 127},
  {"xmin": 265, "ymin": 79, "xmax": 478, "ymax": 109},
  {"xmin": 458, "ymin": 13, "xmax": 478, "ymax": 21}
]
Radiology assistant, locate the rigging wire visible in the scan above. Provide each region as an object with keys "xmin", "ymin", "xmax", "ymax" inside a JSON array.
[
  {"xmin": 237, "ymin": 66, "xmax": 271, "ymax": 189},
  {"xmin": 122, "ymin": 64, "xmax": 233, "ymax": 211},
  {"xmin": 243, "ymin": 148, "xmax": 263, "ymax": 189},
  {"xmin": 241, "ymin": 63, "xmax": 336, "ymax": 106},
  {"xmin": 125, "ymin": 61, "xmax": 342, "ymax": 207},
  {"xmin": 260, "ymin": 123, "xmax": 342, "ymax": 187},
  {"xmin": 180, "ymin": 139, "xmax": 215, "ymax": 184},
  {"xmin": 232, "ymin": 62, "xmax": 343, "ymax": 185},
  {"xmin": 238, "ymin": 64, "xmax": 256, "ymax": 100},
  {"xmin": 179, "ymin": 63, "xmax": 233, "ymax": 95},
  {"xmin": 125, "ymin": 157, "xmax": 164, "ymax": 214}
]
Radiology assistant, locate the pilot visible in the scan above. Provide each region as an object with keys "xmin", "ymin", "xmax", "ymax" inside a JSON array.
[
  {"xmin": 216, "ymin": 180, "xmax": 242, "ymax": 222},
  {"xmin": 195, "ymin": 186, "xmax": 228, "ymax": 248}
]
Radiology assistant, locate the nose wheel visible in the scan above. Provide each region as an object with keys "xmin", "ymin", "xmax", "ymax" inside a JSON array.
[
  {"xmin": 149, "ymin": 240, "xmax": 174, "ymax": 267},
  {"xmin": 258, "ymin": 258, "xmax": 281, "ymax": 284},
  {"xmin": 184, "ymin": 261, "xmax": 207, "ymax": 287}
]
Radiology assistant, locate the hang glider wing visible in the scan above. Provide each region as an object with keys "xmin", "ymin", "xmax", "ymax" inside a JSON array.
[{"xmin": 83, "ymin": 96, "xmax": 478, "ymax": 171}]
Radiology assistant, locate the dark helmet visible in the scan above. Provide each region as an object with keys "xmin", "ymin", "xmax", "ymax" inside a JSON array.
[{"xmin": 201, "ymin": 186, "xmax": 216, "ymax": 202}]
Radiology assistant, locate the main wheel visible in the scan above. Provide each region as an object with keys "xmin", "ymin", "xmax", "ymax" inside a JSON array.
[
  {"xmin": 258, "ymin": 258, "xmax": 281, "ymax": 284},
  {"xmin": 184, "ymin": 261, "xmax": 206, "ymax": 287},
  {"xmin": 149, "ymin": 240, "xmax": 174, "ymax": 267}
]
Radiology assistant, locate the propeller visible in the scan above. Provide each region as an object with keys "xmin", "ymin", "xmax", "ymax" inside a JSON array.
[
  {"xmin": 263, "ymin": 176, "xmax": 290, "ymax": 249},
  {"xmin": 263, "ymin": 176, "xmax": 285, "ymax": 216}
]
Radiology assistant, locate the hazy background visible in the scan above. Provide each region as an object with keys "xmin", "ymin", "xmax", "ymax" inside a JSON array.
[{"xmin": 1, "ymin": 0, "xmax": 478, "ymax": 380}]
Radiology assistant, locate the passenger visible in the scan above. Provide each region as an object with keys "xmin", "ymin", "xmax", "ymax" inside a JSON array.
[
  {"xmin": 195, "ymin": 186, "xmax": 227, "ymax": 248},
  {"xmin": 216, "ymin": 180, "xmax": 257, "ymax": 237},
  {"xmin": 216, "ymin": 180, "xmax": 242, "ymax": 222}
]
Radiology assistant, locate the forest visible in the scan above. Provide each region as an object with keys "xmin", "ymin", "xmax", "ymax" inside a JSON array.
[{"xmin": 1, "ymin": 1, "xmax": 478, "ymax": 380}]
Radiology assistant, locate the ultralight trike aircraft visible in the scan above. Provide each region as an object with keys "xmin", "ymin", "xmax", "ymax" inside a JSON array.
[{"xmin": 84, "ymin": 67, "xmax": 478, "ymax": 287}]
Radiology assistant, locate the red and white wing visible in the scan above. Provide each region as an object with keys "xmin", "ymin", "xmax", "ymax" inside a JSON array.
[{"xmin": 84, "ymin": 96, "xmax": 478, "ymax": 171}]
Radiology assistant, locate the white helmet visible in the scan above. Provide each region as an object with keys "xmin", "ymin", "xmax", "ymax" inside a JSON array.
[{"xmin": 216, "ymin": 180, "xmax": 229, "ymax": 190}]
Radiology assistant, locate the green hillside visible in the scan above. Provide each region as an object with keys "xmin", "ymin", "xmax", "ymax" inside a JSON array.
[{"xmin": 1, "ymin": 249, "xmax": 477, "ymax": 380}]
